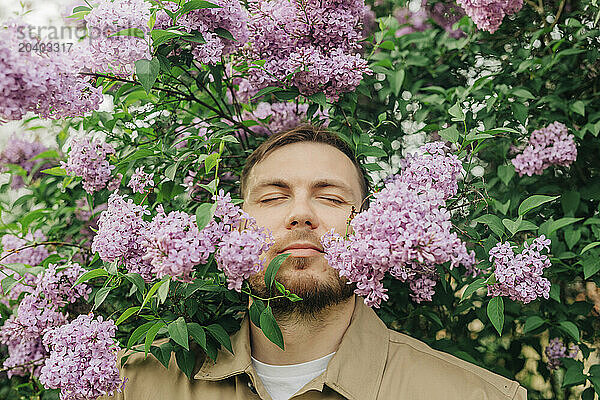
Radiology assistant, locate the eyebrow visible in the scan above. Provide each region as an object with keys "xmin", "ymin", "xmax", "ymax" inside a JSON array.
[{"xmin": 249, "ymin": 178, "xmax": 355, "ymax": 200}]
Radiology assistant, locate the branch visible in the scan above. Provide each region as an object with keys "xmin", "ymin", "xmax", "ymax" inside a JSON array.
[
  {"xmin": 0, "ymin": 241, "xmax": 90, "ymax": 263},
  {"xmin": 548, "ymin": 0, "xmax": 566, "ymax": 31},
  {"xmin": 0, "ymin": 357, "xmax": 46, "ymax": 373}
]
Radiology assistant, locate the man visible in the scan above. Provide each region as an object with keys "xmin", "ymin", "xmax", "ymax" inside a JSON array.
[{"xmin": 104, "ymin": 125, "xmax": 527, "ymax": 400}]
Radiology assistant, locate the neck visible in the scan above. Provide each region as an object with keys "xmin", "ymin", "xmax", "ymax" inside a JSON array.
[{"xmin": 250, "ymin": 296, "xmax": 356, "ymax": 365}]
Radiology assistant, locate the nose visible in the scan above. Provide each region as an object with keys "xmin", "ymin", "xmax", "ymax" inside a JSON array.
[{"xmin": 285, "ymin": 196, "xmax": 319, "ymax": 230}]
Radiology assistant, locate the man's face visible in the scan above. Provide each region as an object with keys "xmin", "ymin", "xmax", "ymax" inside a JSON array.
[{"xmin": 243, "ymin": 142, "xmax": 362, "ymax": 314}]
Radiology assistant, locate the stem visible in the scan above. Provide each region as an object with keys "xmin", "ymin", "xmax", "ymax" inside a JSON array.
[
  {"xmin": 0, "ymin": 241, "xmax": 89, "ymax": 263},
  {"xmin": 0, "ymin": 357, "xmax": 46, "ymax": 372},
  {"xmin": 548, "ymin": 0, "xmax": 566, "ymax": 31}
]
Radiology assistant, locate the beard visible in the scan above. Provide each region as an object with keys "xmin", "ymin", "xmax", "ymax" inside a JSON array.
[{"xmin": 248, "ymin": 232, "xmax": 355, "ymax": 319}]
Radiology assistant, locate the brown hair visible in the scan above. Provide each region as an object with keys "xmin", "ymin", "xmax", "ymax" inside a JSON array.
[{"xmin": 240, "ymin": 124, "xmax": 371, "ymax": 211}]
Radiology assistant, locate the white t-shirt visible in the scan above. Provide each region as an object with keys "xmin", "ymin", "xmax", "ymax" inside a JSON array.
[{"xmin": 251, "ymin": 352, "xmax": 335, "ymax": 400}]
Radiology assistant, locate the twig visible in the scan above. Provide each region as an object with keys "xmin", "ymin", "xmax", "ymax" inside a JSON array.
[{"xmin": 0, "ymin": 241, "xmax": 89, "ymax": 263}]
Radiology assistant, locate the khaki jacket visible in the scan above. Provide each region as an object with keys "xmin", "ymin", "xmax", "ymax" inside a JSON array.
[{"xmin": 103, "ymin": 297, "xmax": 527, "ymax": 400}]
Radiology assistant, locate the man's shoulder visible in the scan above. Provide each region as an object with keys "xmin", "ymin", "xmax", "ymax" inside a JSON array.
[{"xmin": 381, "ymin": 329, "xmax": 526, "ymax": 400}]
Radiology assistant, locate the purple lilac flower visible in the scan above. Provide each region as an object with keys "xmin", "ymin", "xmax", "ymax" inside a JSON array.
[
  {"xmin": 216, "ymin": 219, "xmax": 274, "ymax": 292},
  {"xmin": 545, "ymin": 337, "xmax": 579, "ymax": 370},
  {"xmin": 487, "ymin": 235, "xmax": 552, "ymax": 303},
  {"xmin": 456, "ymin": 0, "xmax": 523, "ymax": 33},
  {"xmin": 40, "ymin": 314, "xmax": 123, "ymax": 400},
  {"xmin": 0, "ymin": 136, "xmax": 48, "ymax": 188},
  {"xmin": 61, "ymin": 135, "xmax": 116, "ymax": 194},
  {"xmin": 511, "ymin": 122, "xmax": 578, "ymax": 177},
  {"xmin": 128, "ymin": 167, "xmax": 154, "ymax": 194},
  {"xmin": 92, "ymin": 192, "xmax": 153, "ymax": 280},
  {"xmin": 0, "ymin": 22, "xmax": 102, "ymax": 120},
  {"xmin": 427, "ymin": 1, "xmax": 466, "ymax": 38},
  {"xmin": 142, "ymin": 206, "xmax": 215, "ymax": 282},
  {"xmin": 35, "ymin": 263, "xmax": 92, "ymax": 307},
  {"xmin": 2, "ymin": 337, "xmax": 47, "ymax": 378},
  {"xmin": 236, "ymin": 101, "xmax": 329, "ymax": 139},
  {"xmin": 394, "ymin": 1, "xmax": 431, "ymax": 37},
  {"xmin": 392, "ymin": 141, "xmax": 464, "ymax": 200},
  {"xmin": 0, "ymin": 295, "xmax": 67, "ymax": 344},
  {"xmin": 155, "ymin": 0, "xmax": 249, "ymax": 65},
  {"xmin": 81, "ymin": 0, "xmax": 152, "ymax": 76},
  {"xmin": 246, "ymin": 0, "xmax": 372, "ymax": 100},
  {"xmin": 321, "ymin": 144, "xmax": 475, "ymax": 307}
]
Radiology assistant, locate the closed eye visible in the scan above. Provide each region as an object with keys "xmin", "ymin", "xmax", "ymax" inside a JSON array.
[
  {"xmin": 260, "ymin": 197, "xmax": 285, "ymax": 203},
  {"xmin": 321, "ymin": 197, "xmax": 344, "ymax": 204}
]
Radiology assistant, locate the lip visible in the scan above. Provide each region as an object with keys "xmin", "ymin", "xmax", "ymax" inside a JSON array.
[{"xmin": 279, "ymin": 243, "xmax": 324, "ymax": 253}]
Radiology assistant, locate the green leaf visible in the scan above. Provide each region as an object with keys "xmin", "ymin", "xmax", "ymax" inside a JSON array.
[
  {"xmin": 125, "ymin": 273, "xmax": 146, "ymax": 295},
  {"xmin": 502, "ymin": 216, "xmax": 523, "ymax": 236},
  {"xmin": 168, "ymin": 317, "xmax": 189, "ymax": 350},
  {"xmin": 151, "ymin": 29, "xmax": 191, "ymax": 47},
  {"xmin": 308, "ymin": 92, "xmax": 326, "ymax": 107},
  {"xmin": 448, "ymin": 103, "xmax": 465, "ymax": 122},
  {"xmin": 187, "ymin": 323, "xmax": 207, "ymax": 350},
  {"xmin": 264, "ymin": 253, "xmax": 290, "ymax": 290},
  {"xmin": 135, "ymin": 58, "xmax": 160, "ymax": 94},
  {"xmin": 206, "ymin": 324, "xmax": 233, "ymax": 353},
  {"xmin": 518, "ymin": 195, "xmax": 559, "ymax": 216},
  {"xmin": 548, "ymin": 217, "xmax": 583, "ymax": 235},
  {"xmin": 139, "ymin": 278, "xmax": 168, "ymax": 312},
  {"xmin": 73, "ymin": 268, "xmax": 108, "ymax": 287},
  {"xmin": 180, "ymin": 0, "xmax": 221, "ymax": 15},
  {"xmin": 571, "ymin": 100, "xmax": 585, "ymax": 116},
  {"xmin": 581, "ymin": 257, "xmax": 600, "ymax": 279},
  {"xmin": 562, "ymin": 362, "xmax": 586, "ymax": 388},
  {"xmin": 251, "ymin": 86, "xmax": 284, "ymax": 100},
  {"xmin": 41, "ymin": 166, "xmax": 67, "ymax": 176},
  {"xmin": 145, "ymin": 321, "xmax": 166, "ymax": 356},
  {"xmin": 110, "ymin": 28, "xmax": 145, "ymax": 39},
  {"xmin": 460, "ymin": 278, "xmax": 486, "ymax": 302},
  {"xmin": 487, "ymin": 296, "xmax": 504, "ymax": 335},
  {"xmin": 195, "ymin": 202, "xmax": 216, "ymax": 230},
  {"xmin": 474, "ymin": 214, "xmax": 504, "ymax": 238},
  {"xmin": 127, "ymin": 322, "xmax": 155, "ymax": 348},
  {"xmin": 549, "ymin": 284, "xmax": 560, "ymax": 303},
  {"xmin": 558, "ymin": 321, "xmax": 580, "ymax": 342},
  {"xmin": 157, "ymin": 277, "xmax": 170, "ymax": 304},
  {"xmin": 511, "ymin": 102, "xmax": 528, "ymax": 124},
  {"xmin": 175, "ymin": 349, "xmax": 196, "ymax": 379},
  {"xmin": 581, "ymin": 387, "xmax": 595, "ymax": 400},
  {"xmin": 392, "ymin": 69, "xmax": 405, "ymax": 97},
  {"xmin": 116, "ymin": 306, "xmax": 141, "ymax": 326},
  {"xmin": 358, "ymin": 145, "xmax": 387, "ymax": 158},
  {"xmin": 438, "ymin": 126, "xmax": 460, "ymax": 143},
  {"xmin": 150, "ymin": 342, "xmax": 173, "ymax": 369},
  {"xmin": 523, "ymin": 316, "xmax": 545, "ymax": 333},
  {"xmin": 581, "ymin": 242, "xmax": 600, "ymax": 255},
  {"xmin": 2, "ymin": 263, "xmax": 43, "ymax": 277},
  {"xmin": 497, "ymin": 165, "xmax": 515, "ymax": 186},
  {"xmin": 260, "ymin": 306, "xmax": 284, "ymax": 350},
  {"xmin": 94, "ymin": 286, "xmax": 112, "ymax": 310},
  {"xmin": 564, "ymin": 229, "xmax": 581, "ymax": 249},
  {"xmin": 204, "ymin": 152, "xmax": 220, "ymax": 174},
  {"xmin": 1, "ymin": 275, "xmax": 18, "ymax": 295},
  {"xmin": 512, "ymin": 88, "xmax": 535, "ymax": 99},
  {"xmin": 249, "ymin": 299, "xmax": 266, "ymax": 328}
]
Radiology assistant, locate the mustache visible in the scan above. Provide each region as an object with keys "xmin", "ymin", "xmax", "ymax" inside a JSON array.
[{"xmin": 271, "ymin": 231, "xmax": 324, "ymax": 254}]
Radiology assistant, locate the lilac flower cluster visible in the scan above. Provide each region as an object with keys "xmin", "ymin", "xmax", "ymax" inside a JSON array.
[
  {"xmin": 511, "ymin": 122, "xmax": 578, "ymax": 177},
  {"xmin": 487, "ymin": 235, "xmax": 551, "ymax": 303},
  {"xmin": 207, "ymin": 190, "xmax": 274, "ymax": 291},
  {"xmin": 1, "ymin": 337, "xmax": 46, "ymax": 378},
  {"xmin": 393, "ymin": 141, "xmax": 464, "ymax": 200},
  {"xmin": 92, "ymin": 193, "xmax": 153, "ymax": 280},
  {"xmin": 455, "ymin": 0, "xmax": 522, "ymax": 33},
  {"xmin": 155, "ymin": 0, "xmax": 249, "ymax": 65},
  {"xmin": 1, "ymin": 231, "xmax": 50, "ymax": 304},
  {"xmin": 0, "ymin": 22, "xmax": 102, "ymax": 120},
  {"xmin": 1, "ymin": 230, "xmax": 49, "ymax": 266},
  {"xmin": 128, "ymin": 167, "xmax": 154, "ymax": 193},
  {"xmin": 238, "ymin": 101, "xmax": 328, "ymax": 138},
  {"xmin": 82, "ymin": 0, "xmax": 152, "ymax": 76},
  {"xmin": 545, "ymin": 337, "xmax": 579, "ymax": 370},
  {"xmin": 142, "ymin": 206, "xmax": 215, "ymax": 282},
  {"xmin": 321, "ymin": 144, "xmax": 475, "ymax": 307},
  {"xmin": 61, "ymin": 135, "xmax": 117, "ymax": 194},
  {"xmin": 245, "ymin": 0, "xmax": 372, "ymax": 99},
  {"xmin": 40, "ymin": 314, "xmax": 123, "ymax": 400},
  {"xmin": 394, "ymin": 0, "xmax": 464, "ymax": 38},
  {"xmin": 0, "ymin": 136, "xmax": 48, "ymax": 188},
  {"xmin": 35, "ymin": 263, "xmax": 92, "ymax": 307}
]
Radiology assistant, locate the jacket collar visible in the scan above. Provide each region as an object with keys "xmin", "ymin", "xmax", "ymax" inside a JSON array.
[{"xmin": 195, "ymin": 296, "xmax": 389, "ymax": 400}]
